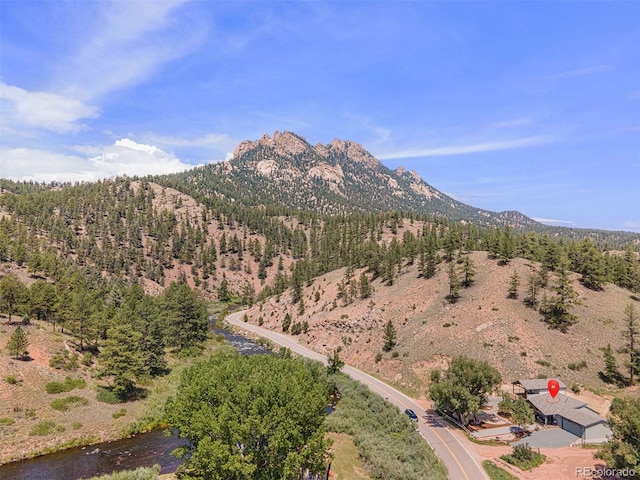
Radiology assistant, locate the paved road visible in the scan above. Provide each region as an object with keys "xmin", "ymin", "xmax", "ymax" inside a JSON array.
[{"xmin": 227, "ymin": 311, "xmax": 488, "ymax": 480}]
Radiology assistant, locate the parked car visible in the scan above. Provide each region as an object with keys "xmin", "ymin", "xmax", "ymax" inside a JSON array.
[{"xmin": 405, "ymin": 409, "xmax": 418, "ymax": 421}]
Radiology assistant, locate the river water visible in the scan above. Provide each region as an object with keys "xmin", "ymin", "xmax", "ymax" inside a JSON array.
[{"xmin": 0, "ymin": 326, "xmax": 268, "ymax": 480}]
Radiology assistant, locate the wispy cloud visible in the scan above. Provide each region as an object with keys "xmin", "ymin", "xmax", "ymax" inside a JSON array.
[
  {"xmin": 490, "ymin": 117, "xmax": 533, "ymax": 129},
  {"xmin": 532, "ymin": 217, "xmax": 577, "ymax": 226},
  {"xmin": 60, "ymin": 0, "xmax": 205, "ymax": 101},
  {"xmin": 550, "ymin": 65, "xmax": 611, "ymax": 80},
  {"xmin": 1, "ymin": 139, "xmax": 194, "ymax": 182},
  {"xmin": 0, "ymin": 82, "xmax": 98, "ymax": 133},
  {"xmin": 143, "ymin": 133, "xmax": 235, "ymax": 149},
  {"xmin": 623, "ymin": 220, "xmax": 640, "ymax": 229},
  {"xmin": 377, "ymin": 136, "xmax": 551, "ymax": 160}
]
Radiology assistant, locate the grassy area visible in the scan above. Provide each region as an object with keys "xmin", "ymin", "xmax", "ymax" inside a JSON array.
[
  {"xmin": 324, "ymin": 373, "xmax": 447, "ymax": 480},
  {"xmin": 84, "ymin": 465, "xmax": 160, "ymax": 480},
  {"xmin": 327, "ymin": 432, "xmax": 370, "ymax": 480},
  {"xmin": 483, "ymin": 461, "xmax": 519, "ymax": 480}
]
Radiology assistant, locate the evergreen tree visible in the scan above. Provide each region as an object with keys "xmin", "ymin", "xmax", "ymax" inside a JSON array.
[
  {"xmin": 358, "ymin": 272, "xmax": 372, "ymax": 299},
  {"xmin": 0, "ymin": 273, "xmax": 28, "ymax": 324},
  {"xmin": 6, "ymin": 325, "xmax": 28, "ymax": 359},
  {"xmin": 217, "ymin": 277, "xmax": 230, "ymax": 302},
  {"xmin": 447, "ymin": 262, "xmax": 461, "ymax": 303},
  {"xmin": 524, "ymin": 271, "xmax": 540, "ymax": 307},
  {"xmin": 282, "ymin": 313, "xmax": 292, "ymax": 333},
  {"xmin": 541, "ymin": 258, "xmax": 578, "ymax": 332},
  {"xmin": 621, "ymin": 303, "xmax": 639, "ymax": 386},
  {"xmin": 383, "ymin": 320, "xmax": 397, "ymax": 351},
  {"xmin": 460, "ymin": 255, "xmax": 475, "ymax": 287},
  {"xmin": 508, "ymin": 270, "xmax": 520, "ymax": 299},
  {"xmin": 161, "ymin": 282, "xmax": 208, "ymax": 351},
  {"xmin": 99, "ymin": 323, "xmax": 146, "ymax": 399},
  {"xmin": 601, "ymin": 343, "xmax": 620, "ymax": 385}
]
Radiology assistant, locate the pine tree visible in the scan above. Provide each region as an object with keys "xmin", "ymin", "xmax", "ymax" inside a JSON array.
[
  {"xmin": 601, "ymin": 343, "xmax": 620, "ymax": 385},
  {"xmin": 359, "ymin": 272, "xmax": 372, "ymax": 299},
  {"xmin": 541, "ymin": 258, "xmax": 578, "ymax": 332},
  {"xmin": 621, "ymin": 303, "xmax": 639, "ymax": 386},
  {"xmin": 460, "ymin": 255, "xmax": 475, "ymax": 287},
  {"xmin": 99, "ymin": 323, "xmax": 146, "ymax": 399},
  {"xmin": 6, "ymin": 325, "xmax": 28, "ymax": 359},
  {"xmin": 508, "ymin": 270, "xmax": 520, "ymax": 299},
  {"xmin": 447, "ymin": 262, "xmax": 461, "ymax": 303},
  {"xmin": 383, "ymin": 320, "xmax": 397, "ymax": 351},
  {"xmin": 282, "ymin": 313, "xmax": 292, "ymax": 333},
  {"xmin": 524, "ymin": 271, "xmax": 539, "ymax": 307},
  {"xmin": 0, "ymin": 273, "xmax": 28, "ymax": 324}
]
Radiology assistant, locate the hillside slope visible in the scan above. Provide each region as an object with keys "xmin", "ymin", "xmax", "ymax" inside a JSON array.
[{"xmin": 241, "ymin": 250, "xmax": 639, "ymax": 397}]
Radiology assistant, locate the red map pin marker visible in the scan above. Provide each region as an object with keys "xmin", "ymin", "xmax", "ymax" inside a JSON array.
[{"xmin": 548, "ymin": 379, "xmax": 560, "ymax": 398}]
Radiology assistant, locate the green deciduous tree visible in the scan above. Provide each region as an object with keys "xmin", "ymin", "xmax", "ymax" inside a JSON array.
[
  {"xmin": 327, "ymin": 349, "xmax": 344, "ymax": 374},
  {"xmin": 166, "ymin": 351, "xmax": 332, "ymax": 480},
  {"xmin": 430, "ymin": 356, "xmax": 501, "ymax": 425},
  {"xmin": 596, "ymin": 397, "xmax": 640, "ymax": 471}
]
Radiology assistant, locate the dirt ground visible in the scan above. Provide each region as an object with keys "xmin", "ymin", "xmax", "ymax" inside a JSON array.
[{"xmin": 0, "ymin": 318, "xmax": 148, "ymax": 464}]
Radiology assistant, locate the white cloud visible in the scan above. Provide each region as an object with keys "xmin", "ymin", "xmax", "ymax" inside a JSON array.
[
  {"xmin": 623, "ymin": 220, "xmax": 640, "ymax": 229},
  {"xmin": 0, "ymin": 82, "xmax": 98, "ymax": 133},
  {"xmin": 59, "ymin": 1, "xmax": 205, "ymax": 101},
  {"xmin": 490, "ymin": 117, "xmax": 533, "ymax": 129},
  {"xmin": 1, "ymin": 139, "xmax": 194, "ymax": 182},
  {"xmin": 376, "ymin": 136, "xmax": 551, "ymax": 160},
  {"xmin": 532, "ymin": 217, "xmax": 577, "ymax": 226},
  {"xmin": 144, "ymin": 133, "xmax": 235, "ymax": 149},
  {"xmin": 550, "ymin": 65, "xmax": 611, "ymax": 80}
]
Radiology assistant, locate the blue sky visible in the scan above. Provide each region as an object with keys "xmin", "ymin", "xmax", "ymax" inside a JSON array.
[{"xmin": 1, "ymin": 1, "xmax": 638, "ymax": 232}]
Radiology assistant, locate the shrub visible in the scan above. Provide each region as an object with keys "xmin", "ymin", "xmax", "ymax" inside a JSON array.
[
  {"xmin": 324, "ymin": 374, "xmax": 447, "ymax": 480},
  {"xmin": 6, "ymin": 375, "xmax": 18, "ymax": 385},
  {"xmin": 391, "ymin": 351, "xmax": 400, "ymax": 358},
  {"xmin": 112, "ymin": 408, "xmax": 127, "ymax": 419},
  {"xmin": 72, "ymin": 421, "xmax": 83, "ymax": 430},
  {"xmin": 571, "ymin": 383, "xmax": 581, "ymax": 394},
  {"xmin": 501, "ymin": 444, "xmax": 545, "ymax": 470},
  {"xmin": 96, "ymin": 386, "xmax": 122, "ymax": 404},
  {"xmin": 535, "ymin": 359, "xmax": 551, "ymax": 367},
  {"xmin": 45, "ymin": 377, "xmax": 86, "ymax": 394},
  {"xmin": 0, "ymin": 417, "xmax": 15, "ymax": 426},
  {"xmin": 49, "ymin": 350, "xmax": 79, "ymax": 370},
  {"xmin": 29, "ymin": 421, "xmax": 65, "ymax": 436},
  {"xmin": 50, "ymin": 396, "xmax": 89, "ymax": 412},
  {"xmin": 375, "ymin": 352, "xmax": 383, "ymax": 363},
  {"xmin": 568, "ymin": 360, "xmax": 587, "ymax": 371},
  {"xmin": 84, "ymin": 465, "xmax": 161, "ymax": 480}
]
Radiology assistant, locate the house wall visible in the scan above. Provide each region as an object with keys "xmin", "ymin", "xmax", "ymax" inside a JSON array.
[
  {"xmin": 558, "ymin": 416, "xmax": 583, "ymax": 437},
  {"xmin": 583, "ymin": 423, "xmax": 612, "ymax": 443}
]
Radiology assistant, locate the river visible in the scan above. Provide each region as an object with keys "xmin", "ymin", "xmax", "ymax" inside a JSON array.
[{"xmin": 0, "ymin": 325, "xmax": 268, "ymax": 480}]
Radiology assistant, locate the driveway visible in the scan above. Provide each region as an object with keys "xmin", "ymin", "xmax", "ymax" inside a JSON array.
[{"xmin": 511, "ymin": 429, "xmax": 580, "ymax": 448}]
